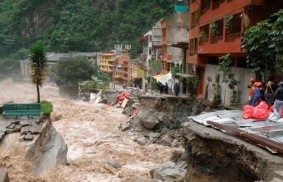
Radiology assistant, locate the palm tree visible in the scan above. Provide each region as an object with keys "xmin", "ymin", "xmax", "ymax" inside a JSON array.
[{"xmin": 30, "ymin": 42, "xmax": 47, "ymax": 103}]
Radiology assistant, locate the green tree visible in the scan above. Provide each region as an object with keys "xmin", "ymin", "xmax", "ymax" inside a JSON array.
[
  {"xmin": 50, "ymin": 56, "xmax": 96, "ymax": 86},
  {"xmin": 30, "ymin": 42, "xmax": 47, "ymax": 103},
  {"xmin": 149, "ymin": 60, "xmax": 162, "ymax": 75},
  {"xmin": 171, "ymin": 64, "xmax": 180, "ymax": 78},
  {"xmin": 241, "ymin": 20, "xmax": 275, "ymax": 81},
  {"xmin": 270, "ymin": 9, "xmax": 283, "ymax": 71}
]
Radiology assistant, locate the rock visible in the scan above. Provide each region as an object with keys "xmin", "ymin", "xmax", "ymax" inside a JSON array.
[
  {"xmin": 121, "ymin": 176, "xmax": 158, "ymax": 182},
  {"xmin": 0, "ymin": 169, "xmax": 9, "ymax": 182},
  {"xmin": 120, "ymin": 123, "xmax": 131, "ymax": 131},
  {"xmin": 20, "ymin": 120, "xmax": 32, "ymax": 127},
  {"xmin": 140, "ymin": 115, "xmax": 159, "ymax": 129},
  {"xmin": 159, "ymin": 134, "xmax": 173, "ymax": 146},
  {"xmin": 0, "ymin": 131, "xmax": 4, "ymax": 141},
  {"xmin": 122, "ymin": 106, "xmax": 132, "ymax": 116},
  {"xmin": 171, "ymin": 139, "xmax": 180, "ymax": 147},
  {"xmin": 25, "ymin": 121, "xmax": 68, "ymax": 175},
  {"xmin": 20, "ymin": 126, "xmax": 33, "ymax": 135},
  {"xmin": 150, "ymin": 160, "xmax": 186, "ymax": 181},
  {"xmin": 7, "ymin": 124, "xmax": 15, "ymax": 129},
  {"xmin": 106, "ymin": 159, "xmax": 122, "ymax": 169},
  {"xmin": 24, "ymin": 132, "xmax": 34, "ymax": 141},
  {"xmin": 134, "ymin": 136, "xmax": 148, "ymax": 146}
]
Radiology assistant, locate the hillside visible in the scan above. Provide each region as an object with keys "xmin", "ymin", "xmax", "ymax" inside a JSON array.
[{"xmin": 0, "ymin": 0, "xmax": 174, "ymax": 79}]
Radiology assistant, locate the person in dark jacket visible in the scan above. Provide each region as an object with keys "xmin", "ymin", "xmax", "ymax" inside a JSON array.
[
  {"xmin": 272, "ymin": 81, "xmax": 283, "ymax": 120},
  {"xmin": 158, "ymin": 82, "xmax": 164, "ymax": 94},
  {"xmin": 174, "ymin": 82, "xmax": 180, "ymax": 96},
  {"xmin": 264, "ymin": 81, "xmax": 274, "ymax": 108},
  {"xmin": 164, "ymin": 82, "xmax": 169, "ymax": 94}
]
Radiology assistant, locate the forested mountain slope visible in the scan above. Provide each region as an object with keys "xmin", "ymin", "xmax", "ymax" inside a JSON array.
[{"xmin": 0, "ymin": 0, "xmax": 174, "ymax": 79}]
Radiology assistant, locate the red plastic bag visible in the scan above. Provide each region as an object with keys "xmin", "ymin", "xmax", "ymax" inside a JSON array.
[
  {"xmin": 252, "ymin": 107, "xmax": 268, "ymax": 119},
  {"xmin": 242, "ymin": 105, "xmax": 254, "ymax": 119},
  {"xmin": 256, "ymin": 101, "xmax": 268, "ymax": 110}
]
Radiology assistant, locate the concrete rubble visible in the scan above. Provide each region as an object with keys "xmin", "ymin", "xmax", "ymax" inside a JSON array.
[{"xmin": 0, "ymin": 117, "xmax": 68, "ymax": 176}]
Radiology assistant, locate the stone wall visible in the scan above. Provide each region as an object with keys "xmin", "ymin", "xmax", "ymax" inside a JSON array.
[{"xmin": 133, "ymin": 95, "xmax": 212, "ymax": 130}]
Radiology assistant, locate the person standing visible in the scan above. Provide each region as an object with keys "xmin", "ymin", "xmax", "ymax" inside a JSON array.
[
  {"xmin": 164, "ymin": 82, "xmax": 169, "ymax": 94},
  {"xmin": 174, "ymin": 82, "xmax": 180, "ymax": 96},
  {"xmin": 264, "ymin": 81, "xmax": 274, "ymax": 108},
  {"xmin": 158, "ymin": 82, "xmax": 164, "ymax": 94},
  {"xmin": 250, "ymin": 82, "xmax": 262, "ymax": 107},
  {"xmin": 272, "ymin": 81, "xmax": 283, "ymax": 121},
  {"xmin": 248, "ymin": 77, "xmax": 256, "ymax": 105}
]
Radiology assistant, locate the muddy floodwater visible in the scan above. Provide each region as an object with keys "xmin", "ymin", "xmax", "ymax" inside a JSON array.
[{"xmin": 0, "ymin": 80, "xmax": 179, "ymax": 181}]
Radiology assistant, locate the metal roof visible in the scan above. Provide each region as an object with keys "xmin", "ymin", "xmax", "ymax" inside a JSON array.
[{"xmin": 189, "ymin": 110, "xmax": 283, "ymax": 154}]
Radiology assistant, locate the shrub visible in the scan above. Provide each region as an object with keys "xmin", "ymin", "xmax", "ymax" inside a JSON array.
[{"xmin": 41, "ymin": 100, "xmax": 53, "ymax": 114}]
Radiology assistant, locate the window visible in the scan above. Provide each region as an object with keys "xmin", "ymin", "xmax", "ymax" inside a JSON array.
[
  {"xmin": 199, "ymin": 24, "xmax": 209, "ymax": 42},
  {"xmin": 201, "ymin": 0, "xmax": 210, "ymax": 11},
  {"xmin": 210, "ymin": 19, "xmax": 223, "ymax": 37},
  {"xmin": 191, "ymin": 9, "xmax": 200, "ymax": 28}
]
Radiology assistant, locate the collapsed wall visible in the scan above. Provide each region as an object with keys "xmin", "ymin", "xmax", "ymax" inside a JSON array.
[{"xmin": 131, "ymin": 95, "xmax": 283, "ymax": 181}]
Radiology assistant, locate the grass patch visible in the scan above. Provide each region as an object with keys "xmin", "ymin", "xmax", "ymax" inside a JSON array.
[{"xmin": 41, "ymin": 100, "xmax": 53, "ymax": 114}]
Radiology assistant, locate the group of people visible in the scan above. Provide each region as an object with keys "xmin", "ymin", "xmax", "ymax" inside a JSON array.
[
  {"xmin": 158, "ymin": 81, "xmax": 180, "ymax": 96},
  {"xmin": 248, "ymin": 77, "xmax": 283, "ymax": 121}
]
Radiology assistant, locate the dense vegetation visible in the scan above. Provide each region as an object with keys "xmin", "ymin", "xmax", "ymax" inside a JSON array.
[
  {"xmin": 49, "ymin": 56, "xmax": 98, "ymax": 86},
  {"xmin": 241, "ymin": 9, "xmax": 283, "ymax": 81},
  {"xmin": 0, "ymin": 0, "xmax": 174, "ymax": 80}
]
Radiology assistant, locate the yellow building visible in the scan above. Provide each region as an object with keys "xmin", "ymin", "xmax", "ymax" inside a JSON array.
[
  {"xmin": 128, "ymin": 58, "xmax": 146, "ymax": 88},
  {"xmin": 98, "ymin": 52, "xmax": 116, "ymax": 73}
]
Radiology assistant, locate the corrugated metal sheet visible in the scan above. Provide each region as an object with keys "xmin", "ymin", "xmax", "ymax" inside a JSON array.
[{"xmin": 189, "ymin": 110, "xmax": 283, "ymax": 153}]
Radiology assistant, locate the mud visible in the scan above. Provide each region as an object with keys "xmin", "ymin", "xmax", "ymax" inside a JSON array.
[{"xmin": 0, "ymin": 80, "xmax": 179, "ymax": 181}]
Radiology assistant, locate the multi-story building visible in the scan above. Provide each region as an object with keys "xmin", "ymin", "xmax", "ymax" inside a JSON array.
[
  {"xmin": 139, "ymin": 21, "xmax": 162, "ymax": 90},
  {"xmin": 115, "ymin": 54, "xmax": 130, "ymax": 86},
  {"xmin": 98, "ymin": 51, "xmax": 116, "ymax": 73},
  {"xmin": 99, "ymin": 50, "xmax": 130, "ymax": 88},
  {"xmin": 161, "ymin": 10, "xmax": 189, "ymax": 74},
  {"xmin": 21, "ymin": 52, "xmax": 98, "ymax": 80},
  {"xmin": 128, "ymin": 58, "xmax": 145, "ymax": 89},
  {"xmin": 189, "ymin": 0, "xmax": 283, "ymax": 105}
]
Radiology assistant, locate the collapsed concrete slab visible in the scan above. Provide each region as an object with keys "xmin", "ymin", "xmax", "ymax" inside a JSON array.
[{"xmin": 0, "ymin": 119, "xmax": 68, "ymax": 176}]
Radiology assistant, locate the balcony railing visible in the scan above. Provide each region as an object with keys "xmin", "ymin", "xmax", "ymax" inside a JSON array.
[
  {"xmin": 225, "ymin": 32, "xmax": 241, "ymax": 42},
  {"xmin": 210, "ymin": 36, "xmax": 223, "ymax": 44}
]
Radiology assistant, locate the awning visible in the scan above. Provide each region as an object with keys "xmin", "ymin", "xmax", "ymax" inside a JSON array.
[
  {"xmin": 152, "ymin": 72, "xmax": 172, "ymax": 85},
  {"xmin": 176, "ymin": 73, "xmax": 196, "ymax": 78}
]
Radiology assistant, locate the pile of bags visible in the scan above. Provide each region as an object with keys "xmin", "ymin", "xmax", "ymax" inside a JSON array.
[{"xmin": 242, "ymin": 101, "xmax": 283, "ymax": 120}]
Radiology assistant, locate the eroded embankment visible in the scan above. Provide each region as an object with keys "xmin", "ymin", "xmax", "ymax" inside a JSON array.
[
  {"xmin": 132, "ymin": 95, "xmax": 212, "ymax": 130},
  {"xmin": 132, "ymin": 95, "xmax": 283, "ymax": 182},
  {"xmin": 183, "ymin": 121, "xmax": 283, "ymax": 182}
]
